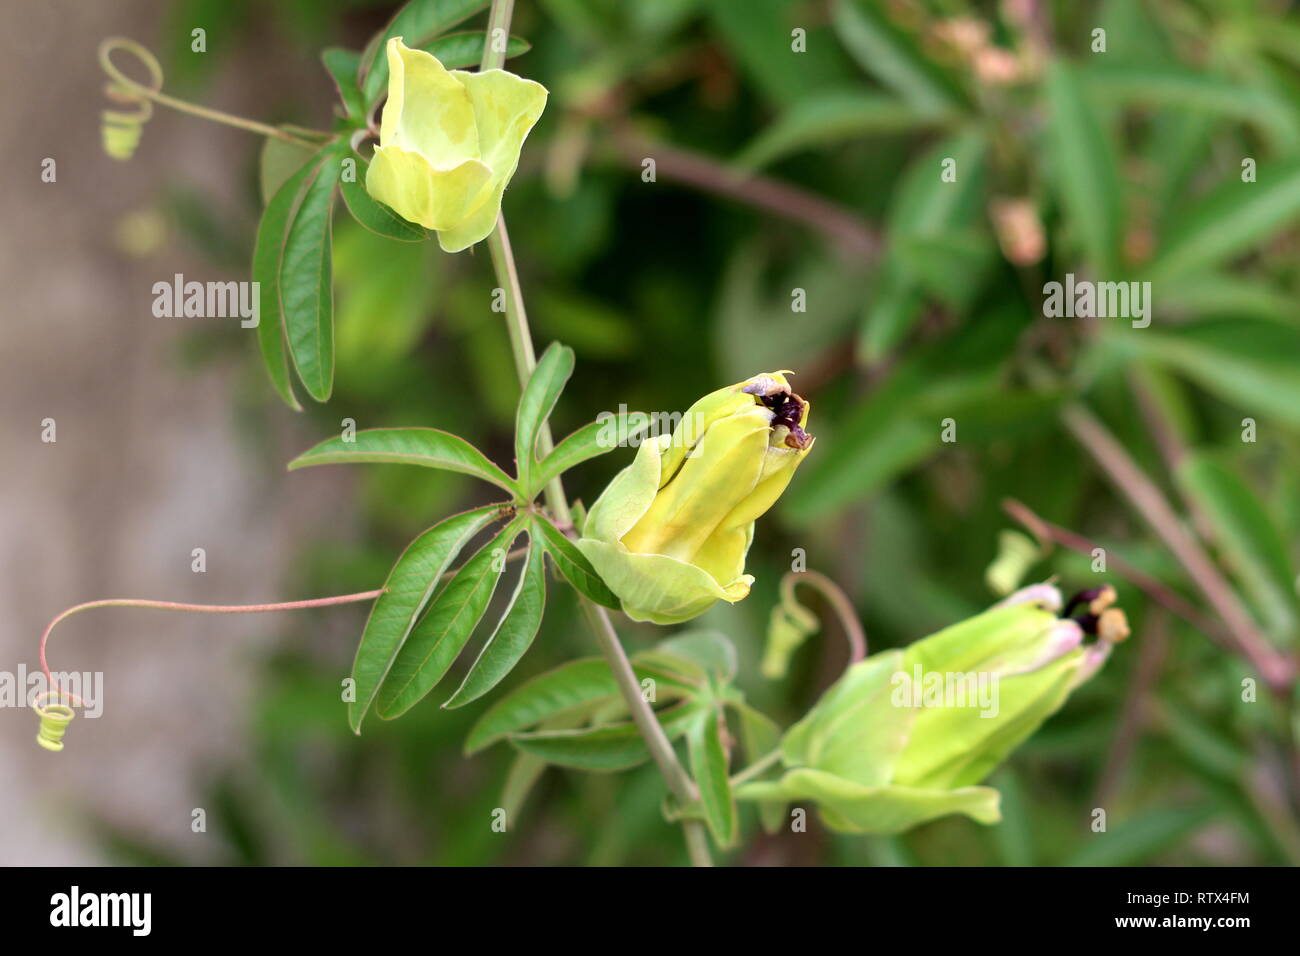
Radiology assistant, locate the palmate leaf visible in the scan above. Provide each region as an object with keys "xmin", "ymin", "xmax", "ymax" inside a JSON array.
[
  {"xmin": 443, "ymin": 528, "xmax": 547, "ymax": 709},
  {"xmin": 508, "ymin": 700, "xmax": 707, "ymax": 772},
  {"xmin": 515, "ymin": 342, "xmax": 574, "ymax": 496},
  {"xmin": 252, "ymin": 149, "xmax": 327, "ymax": 411},
  {"xmin": 346, "ymin": 504, "xmax": 504, "ymax": 733},
  {"xmin": 531, "ymin": 411, "xmax": 652, "ymax": 496},
  {"xmin": 464, "ymin": 656, "xmax": 700, "ymax": 754},
  {"xmin": 321, "ymin": 48, "xmax": 365, "ymax": 121},
  {"xmin": 358, "ymin": 0, "xmax": 490, "ymax": 105},
  {"xmin": 532, "ymin": 514, "xmax": 620, "ymax": 608},
  {"xmin": 340, "ymin": 156, "xmax": 428, "ymax": 241},
  {"xmin": 281, "ymin": 144, "xmax": 345, "ymax": 402},
  {"xmin": 376, "ymin": 516, "xmax": 528, "ymax": 719},
  {"xmin": 288, "ymin": 426, "xmax": 519, "ymax": 496},
  {"xmin": 421, "ymin": 31, "xmax": 531, "ymax": 70}
]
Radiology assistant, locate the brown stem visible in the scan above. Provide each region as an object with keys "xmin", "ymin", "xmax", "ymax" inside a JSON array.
[
  {"xmin": 602, "ymin": 123, "xmax": 880, "ymax": 261},
  {"xmin": 1061, "ymin": 405, "xmax": 1294, "ymax": 693},
  {"xmin": 1001, "ymin": 497, "xmax": 1226, "ymax": 644}
]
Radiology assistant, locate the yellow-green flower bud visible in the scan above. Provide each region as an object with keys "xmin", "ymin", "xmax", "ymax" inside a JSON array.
[
  {"xmin": 736, "ymin": 584, "xmax": 1123, "ymax": 834},
  {"xmin": 577, "ymin": 372, "xmax": 814, "ymax": 625},
  {"xmin": 366, "ymin": 38, "xmax": 547, "ymax": 253}
]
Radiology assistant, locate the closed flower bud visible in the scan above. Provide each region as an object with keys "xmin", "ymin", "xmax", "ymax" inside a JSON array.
[
  {"xmin": 577, "ymin": 372, "xmax": 814, "ymax": 625},
  {"xmin": 366, "ymin": 38, "xmax": 547, "ymax": 252},
  {"xmin": 736, "ymin": 585, "xmax": 1121, "ymax": 834}
]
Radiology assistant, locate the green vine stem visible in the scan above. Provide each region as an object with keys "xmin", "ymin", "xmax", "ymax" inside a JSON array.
[
  {"xmin": 99, "ymin": 37, "xmax": 326, "ymax": 148},
  {"xmin": 479, "ymin": 0, "xmax": 713, "ymax": 867}
]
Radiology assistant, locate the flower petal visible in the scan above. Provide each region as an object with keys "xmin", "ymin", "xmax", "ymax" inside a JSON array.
[
  {"xmin": 366, "ymin": 145, "xmax": 493, "ymax": 232},
  {"xmin": 381, "ymin": 38, "xmax": 480, "ymax": 169},
  {"xmin": 432, "ymin": 68, "xmax": 548, "ymax": 252},
  {"xmin": 584, "ymin": 433, "xmax": 667, "ymax": 544},
  {"xmin": 621, "ymin": 409, "xmax": 770, "ymax": 561},
  {"xmin": 576, "ymin": 538, "xmax": 751, "ymax": 625},
  {"xmin": 735, "ymin": 768, "xmax": 1002, "ymax": 835}
]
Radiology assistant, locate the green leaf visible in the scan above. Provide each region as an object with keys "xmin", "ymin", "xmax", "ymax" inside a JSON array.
[
  {"xmin": 1177, "ymin": 453, "xmax": 1297, "ymax": 639},
  {"xmin": 258, "ymin": 134, "xmax": 323, "ymax": 208},
  {"xmin": 359, "ymin": 0, "xmax": 491, "ymax": 105},
  {"xmin": 1065, "ymin": 804, "xmax": 1217, "ymax": 866},
  {"xmin": 465, "ymin": 657, "xmax": 697, "ymax": 753},
  {"xmin": 1101, "ymin": 322, "xmax": 1300, "ymax": 427},
  {"xmin": 857, "ymin": 267, "xmax": 924, "ymax": 363},
  {"xmin": 421, "ymin": 30, "xmax": 531, "ymax": 70},
  {"xmin": 443, "ymin": 531, "xmax": 547, "ymax": 708},
  {"xmin": 705, "ymin": 0, "xmax": 857, "ymax": 107},
  {"xmin": 515, "ymin": 343, "xmax": 574, "ymax": 496},
  {"xmin": 321, "ymin": 48, "xmax": 365, "ymax": 120},
  {"xmin": 281, "ymin": 146, "xmax": 343, "ymax": 402},
  {"xmin": 465, "ymin": 659, "xmax": 621, "ymax": 753},
  {"xmin": 346, "ymin": 505, "xmax": 503, "ymax": 733},
  {"xmin": 730, "ymin": 699, "xmax": 785, "ymax": 830},
  {"xmin": 1046, "ymin": 59, "xmax": 1122, "ymax": 275},
  {"xmin": 734, "ymin": 89, "xmax": 948, "ymax": 170},
  {"xmin": 530, "ymin": 412, "xmax": 650, "ymax": 494},
  {"xmin": 252, "ymin": 152, "xmax": 324, "ymax": 410},
  {"xmin": 509, "ymin": 701, "xmax": 704, "ymax": 772},
  {"xmin": 642, "ymin": 630, "xmax": 738, "ymax": 684},
  {"xmin": 688, "ymin": 707, "xmax": 738, "ymax": 846},
  {"xmin": 831, "ymin": 0, "xmax": 964, "ymax": 112},
  {"xmin": 339, "ymin": 157, "xmax": 428, "ymax": 241},
  {"xmin": 532, "ymin": 515, "xmax": 620, "ymax": 608},
  {"xmin": 288, "ymin": 426, "xmax": 519, "ymax": 496},
  {"xmin": 376, "ymin": 516, "xmax": 526, "ymax": 719},
  {"xmin": 499, "ymin": 709, "xmax": 590, "ymax": 821},
  {"xmin": 1081, "ymin": 62, "xmax": 1300, "ymax": 149},
  {"xmin": 1145, "ymin": 157, "xmax": 1300, "ymax": 283},
  {"xmin": 859, "ymin": 130, "xmax": 988, "ymax": 362}
]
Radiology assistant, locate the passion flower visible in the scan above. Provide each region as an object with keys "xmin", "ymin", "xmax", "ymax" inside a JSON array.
[
  {"xmin": 577, "ymin": 372, "xmax": 814, "ymax": 625},
  {"xmin": 365, "ymin": 38, "xmax": 547, "ymax": 252},
  {"xmin": 736, "ymin": 584, "xmax": 1126, "ymax": 833}
]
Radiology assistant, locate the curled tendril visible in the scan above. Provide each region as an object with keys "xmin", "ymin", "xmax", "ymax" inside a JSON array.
[
  {"xmin": 761, "ymin": 570, "xmax": 867, "ymax": 679},
  {"xmin": 98, "ymin": 37, "xmax": 164, "ymax": 160},
  {"xmin": 33, "ymin": 693, "xmax": 77, "ymax": 752}
]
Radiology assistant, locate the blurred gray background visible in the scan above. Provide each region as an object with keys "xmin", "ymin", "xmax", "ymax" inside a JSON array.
[{"xmin": 0, "ymin": 0, "xmax": 353, "ymax": 865}]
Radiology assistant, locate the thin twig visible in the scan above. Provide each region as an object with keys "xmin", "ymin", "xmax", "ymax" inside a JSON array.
[
  {"xmin": 1001, "ymin": 497, "xmax": 1225, "ymax": 644},
  {"xmin": 1062, "ymin": 405, "xmax": 1293, "ymax": 693},
  {"xmin": 603, "ymin": 123, "xmax": 880, "ymax": 261}
]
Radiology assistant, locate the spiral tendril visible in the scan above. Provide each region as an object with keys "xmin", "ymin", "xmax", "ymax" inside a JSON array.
[
  {"xmin": 33, "ymin": 693, "xmax": 77, "ymax": 753},
  {"xmin": 98, "ymin": 38, "xmax": 163, "ymax": 161}
]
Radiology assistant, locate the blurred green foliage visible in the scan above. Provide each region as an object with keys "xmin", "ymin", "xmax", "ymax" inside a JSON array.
[{"xmin": 117, "ymin": 0, "xmax": 1300, "ymax": 864}]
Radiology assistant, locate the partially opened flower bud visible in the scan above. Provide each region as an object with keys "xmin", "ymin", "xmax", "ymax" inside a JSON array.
[
  {"xmin": 736, "ymin": 584, "xmax": 1122, "ymax": 834},
  {"xmin": 577, "ymin": 372, "xmax": 814, "ymax": 625},
  {"xmin": 366, "ymin": 38, "xmax": 547, "ymax": 252}
]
